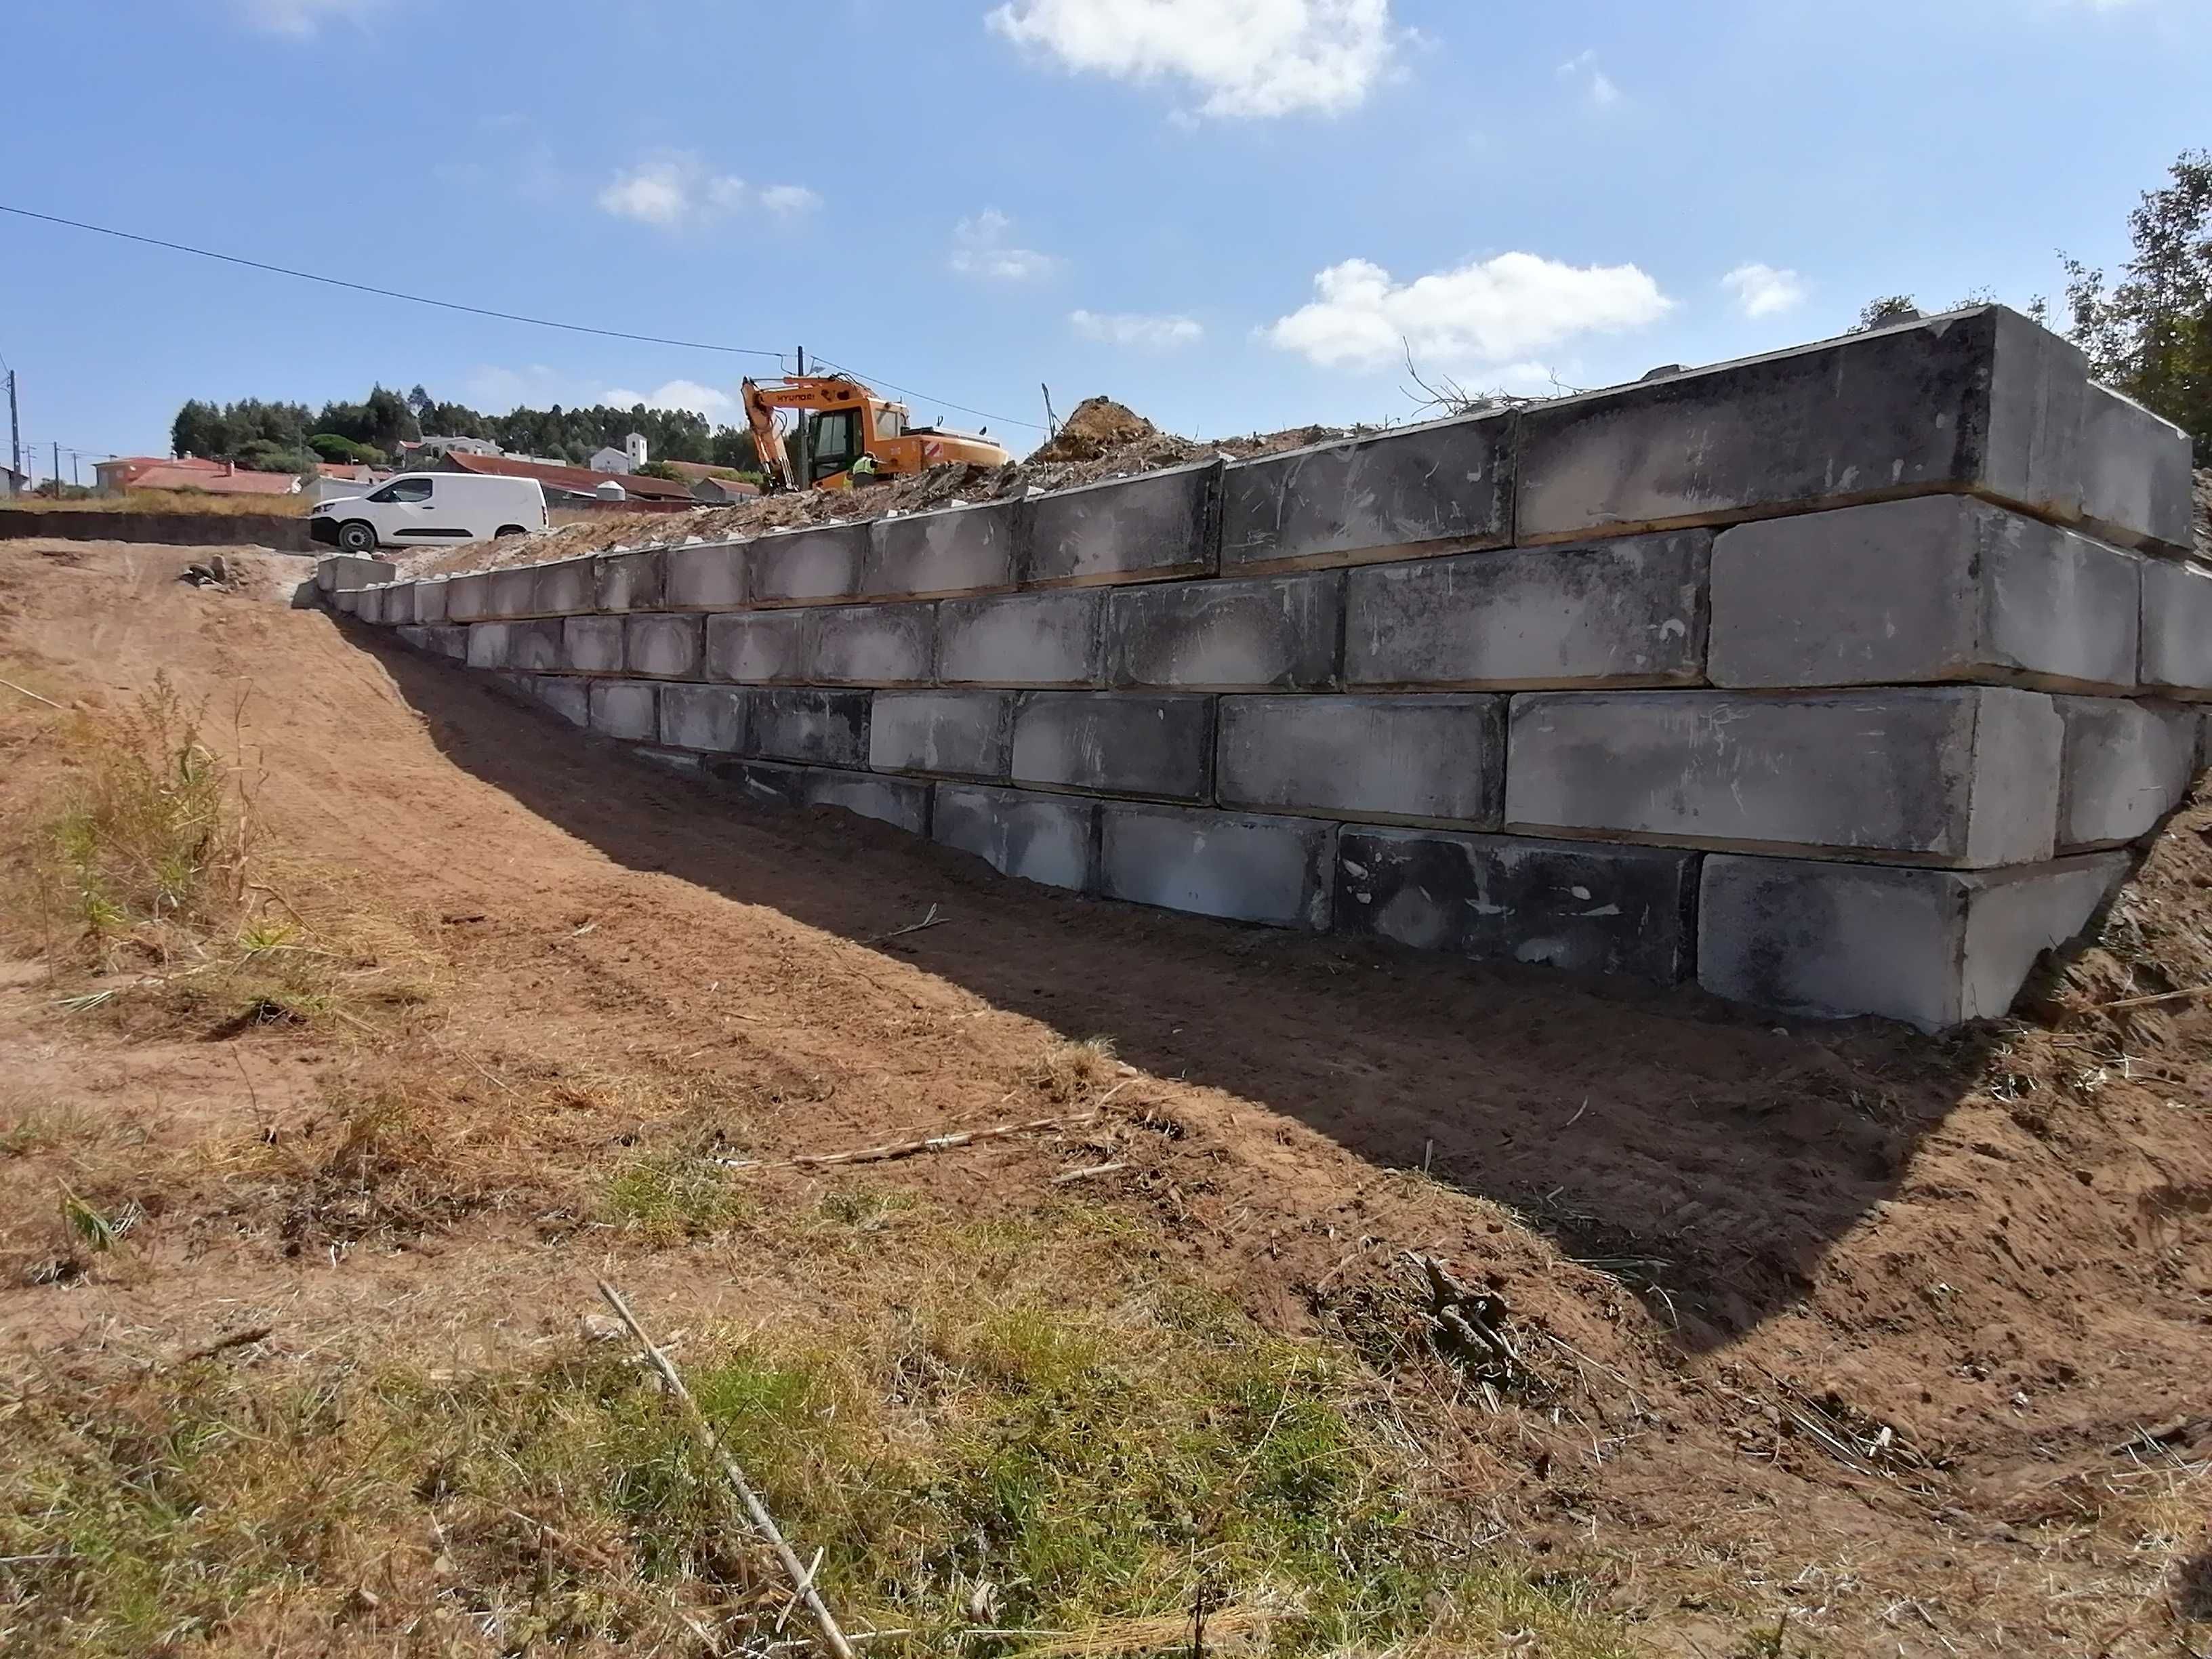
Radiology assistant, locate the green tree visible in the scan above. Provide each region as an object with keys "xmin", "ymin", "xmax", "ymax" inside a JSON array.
[
  {"xmin": 1851, "ymin": 295, "xmax": 1921, "ymax": 332},
  {"xmin": 2062, "ymin": 148, "xmax": 2212, "ymax": 462}
]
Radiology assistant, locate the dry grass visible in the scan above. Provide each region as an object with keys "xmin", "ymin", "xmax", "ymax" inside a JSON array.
[{"xmin": 5, "ymin": 489, "xmax": 310, "ymax": 517}]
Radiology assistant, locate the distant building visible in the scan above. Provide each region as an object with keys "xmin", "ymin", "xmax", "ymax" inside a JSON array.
[
  {"xmin": 395, "ymin": 436, "xmax": 500, "ymax": 466},
  {"xmin": 433, "ymin": 449, "xmax": 694, "ymax": 507},
  {"xmin": 305, "ymin": 464, "xmax": 392, "ymax": 504},
  {"xmin": 588, "ymin": 433, "xmax": 650, "ymax": 476},
  {"xmin": 689, "ymin": 474, "xmax": 760, "ymax": 505},
  {"xmin": 0, "ymin": 462, "xmax": 27, "ymax": 499},
  {"xmin": 95, "ymin": 456, "xmax": 299, "ymax": 497}
]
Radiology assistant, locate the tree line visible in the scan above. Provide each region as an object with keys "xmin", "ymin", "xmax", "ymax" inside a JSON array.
[{"xmin": 167, "ymin": 384, "xmax": 761, "ymax": 475}]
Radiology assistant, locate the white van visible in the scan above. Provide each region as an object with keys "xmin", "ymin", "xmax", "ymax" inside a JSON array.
[{"xmin": 309, "ymin": 473, "xmax": 547, "ymax": 554}]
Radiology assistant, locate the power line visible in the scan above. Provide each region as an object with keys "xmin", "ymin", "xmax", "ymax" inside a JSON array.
[{"xmin": 815, "ymin": 355, "xmax": 1044, "ymax": 434}]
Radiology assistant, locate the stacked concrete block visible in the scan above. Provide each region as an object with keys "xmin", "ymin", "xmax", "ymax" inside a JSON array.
[
  {"xmin": 316, "ymin": 554, "xmax": 394, "ymax": 593},
  {"xmin": 339, "ymin": 304, "xmax": 2200, "ymax": 1030}
]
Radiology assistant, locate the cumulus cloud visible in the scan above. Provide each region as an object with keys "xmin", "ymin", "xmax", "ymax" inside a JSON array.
[
  {"xmin": 1557, "ymin": 49, "xmax": 1620, "ymax": 108},
  {"xmin": 950, "ymin": 210, "xmax": 1060, "ymax": 282},
  {"xmin": 237, "ymin": 0, "xmax": 383, "ymax": 35},
  {"xmin": 1264, "ymin": 253, "xmax": 1673, "ymax": 371},
  {"xmin": 1071, "ymin": 309, "xmax": 1204, "ymax": 348},
  {"xmin": 987, "ymin": 0, "xmax": 1399, "ymax": 119},
  {"xmin": 600, "ymin": 380, "xmax": 737, "ymax": 418},
  {"xmin": 597, "ymin": 154, "xmax": 812, "ymax": 228},
  {"xmin": 1721, "ymin": 262, "xmax": 1809, "ymax": 319}
]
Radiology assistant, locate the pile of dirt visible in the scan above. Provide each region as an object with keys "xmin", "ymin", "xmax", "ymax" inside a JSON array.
[{"xmin": 401, "ymin": 398, "xmax": 1355, "ymax": 577}]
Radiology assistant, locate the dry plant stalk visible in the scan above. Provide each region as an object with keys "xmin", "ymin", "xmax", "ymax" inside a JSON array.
[{"xmin": 721, "ymin": 1081, "xmax": 1127, "ymax": 1174}]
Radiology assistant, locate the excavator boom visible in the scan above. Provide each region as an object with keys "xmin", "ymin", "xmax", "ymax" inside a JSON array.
[{"xmin": 739, "ymin": 373, "xmax": 1009, "ymax": 492}]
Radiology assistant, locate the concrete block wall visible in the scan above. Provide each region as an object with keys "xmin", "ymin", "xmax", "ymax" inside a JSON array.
[{"xmin": 333, "ymin": 306, "xmax": 2202, "ymax": 1031}]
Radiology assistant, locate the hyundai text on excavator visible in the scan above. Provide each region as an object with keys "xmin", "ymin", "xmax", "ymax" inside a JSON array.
[{"xmin": 741, "ymin": 373, "xmax": 1010, "ymax": 492}]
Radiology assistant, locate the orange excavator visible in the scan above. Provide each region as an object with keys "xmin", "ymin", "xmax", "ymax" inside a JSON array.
[{"xmin": 741, "ymin": 373, "xmax": 1010, "ymax": 492}]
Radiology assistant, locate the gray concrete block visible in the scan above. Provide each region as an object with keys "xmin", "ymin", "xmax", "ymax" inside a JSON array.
[
  {"xmin": 562, "ymin": 615, "xmax": 626, "ymax": 675},
  {"xmin": 1517, "ymin": 306, "xmax": 2089, "ymax": 543},
  {"xmin": 750, "ymin": 689, "xmax": 871, "ymax": 766},
  {"xmin": 396, "ymin": 624, "xmax": 431, "ymax": 652},
  {"xmin": 1010, "ymin": 693, "xmax": 1213, "ymax": 800},
  {"xmin": 1106, "ymin": 571, "xmax": 1341, "ymax": 691},
  {"xmin": 489, "ymin": 565, "xmax": 539, "ymax": 619},
  {"xmin": 465, "ymin": 622, "xmax": 508, "ymax": 670},
  {"xmin": 424, "ymin": 625, "xmax": 469, "ymax": 661},
  {"xmin": 701, "ymin": 756, "xmax": 811, "ymax": 810},
  {"xmin": 532, "ymin": 676, "xmax": 592, "ymax": 728},
  {"xmin": 1346, "ymin": 532, "xmax": 1708, "ymax": 689},
  {"xmin": 329, "ymin": 587, "xmax": 361, "ymax": 615},
  {"xmin": 2053, "ymin": 696, "xmax": 2197, "ymax": 850},
  {"xmin": 595, "ymin": 548, "xmax": 665, "ymax": 612},
  {"xmin": 626, "ymin": 613, "xmax": 705, "ymax": 679},
  {"xmin": 932, "ymin": 783, "xmax": 1099, "ymax": 891},
  {"xmin": 2078, "ymin": 383, "xmax": 2195, "ymax": 556},
  {"xmin": 2139, "ymin": 561, "xmax": 2212, "ymax": 698},
  {"xmin": 506, "ymin": 619, "xmax": 565, "ymax": 673},
  {"xmin": 589, "ymin": 680, "xmax": 659, "ymax": 741},
  {"xmin": 1505, "ymin": 687, "xmax": 2063, "ymax": 867},
  {"xmin": 630, "ymin": 745, "xmax": 704, "ymax": 777},
  {"xmin": 869, "ymin": 691, "xmax": 1014, "ymax": 777},
  {"xmin": 705, "ymin": 610, "xmax": 813, "ymax": 684},
  {"xmin": 1709, "ymin": 496, "xmax": 2140, "ymax": 693},
  {"xmin": 1698, "ymin": 851, "xmax": 2128, "ymax": 1029},
  {"xmin": 664, "ymin": 541, "xmax": 747, "ymax": 609},
  {"xmin": 447, "ymin": 571, "xmax": 491, "ymax": 623},
  {"xmin": 1026, "ymin": 462, "xmax": 1219, "ymax": 588},
  {"xmin": 414, "ymin": 578, "xmax": 449, "ymax": 624},
  {"xmin": 1100, "ymin": 803, "xmax": 1334, "ymax": 930},
  {"xmin": 865, "ymin": 500, "xmax": 1023, "ymax": 600},
  {"xmin": 752, "ymin": 523, "xmax": 868, "ymax": 605},
  {"xmin": 1220, "ymin": 415, "xmax": 1514, "ymax": 572},
  {"xmin": 806, "ymin": 771, "xmax": 931, "ymax": 834},
  {"xmin": 1336, "ymin": 828, "xmax": 1699, "ymax": 983},
  {"xmin": 938, "ymin": 589, "xmax": 1105, "ymax": 687},
  {"xmin": 811, "ymin": 603, "xmax": 935, "ymax": 687},
  {"xmin": 316, "ymin": 554, "xmax": 394, "ymax": 592},
  {"xmin": 1218, "ymin": 694, "xmax": 1504, "ymax": 826},
  {"xmin": 659, "ymin": 682, "xmax": 750, "ymax": 752},
  {"xmin": 386, "ymin": 584, "xmax": 417, "ymax": 626},
  {"xmin": 533, "ymin": 557, "xmax": 596, "ymax": 616}
]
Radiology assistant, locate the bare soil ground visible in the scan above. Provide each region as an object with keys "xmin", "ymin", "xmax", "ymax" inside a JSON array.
[{"xmin": 0, "ymin": 538, "xmax": 2207, "ymax": 1656}]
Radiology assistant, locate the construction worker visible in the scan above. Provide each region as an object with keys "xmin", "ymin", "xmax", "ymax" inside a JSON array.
[{"xmin": 848, "ymin": 449, "xmax": 882, "ymax": 485}]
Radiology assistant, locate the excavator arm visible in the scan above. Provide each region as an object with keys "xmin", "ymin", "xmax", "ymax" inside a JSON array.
[{"xmin": 739, "ymin": 373, "xmax": 1010, "ymax": 493}]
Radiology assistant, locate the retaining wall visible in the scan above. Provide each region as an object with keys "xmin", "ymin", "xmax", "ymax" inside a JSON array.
[
  {"xmin": 0, "ymin": 509, "xmax": 319, "ymax": 550},
  {"xmin": 331, "ymin": 306, "xmax": 2203, "ymax": 1030}
]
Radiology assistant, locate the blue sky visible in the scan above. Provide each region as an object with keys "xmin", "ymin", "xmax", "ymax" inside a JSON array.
[{"xmin": 3, "ymin": 0, "xmax": 2207, "ymax": 478}]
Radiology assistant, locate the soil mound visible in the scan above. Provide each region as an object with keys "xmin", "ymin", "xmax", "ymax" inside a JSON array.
[{"xmin": 1029, "ymin": 396, "xmax": 1172, "ymax": 464}]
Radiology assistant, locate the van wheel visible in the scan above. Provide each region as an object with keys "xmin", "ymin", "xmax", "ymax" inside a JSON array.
[
  {"xmin": 494, "ymin": 524, "xmax": 528, "ymax": 538},
  {"xmin": 336, "ymin": 520, "xmax": 377, "ymax": 554}
]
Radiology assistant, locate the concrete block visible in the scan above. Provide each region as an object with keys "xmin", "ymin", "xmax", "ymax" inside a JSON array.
[
  {"xmin": 386, "ymin": 584, "xmax": 417, "ymax": 626},
  {"xmin": 506, "ymin": 620, "xmax": 565, "ymax": 673},
  {"xmin": 396, "ymin": 625, "xmax": 431, "ymax": 652},
  {"xmin": 1010, "ymin": 693, "xmax": 1213, "ymax": 800},
  {"xmin": 626, "ymin": 613, "xmax": 705, "ymax": 679},
  {"xmin": 562, "ymin": 615, "xmax": 626, "ymax": 675},
  {"xmin": 664, "ymin": 541, "xmax": 747, "ymax": 610},
  {"xmin": 1101, "ymin": 803, "xmax": 1335, "ymax": 930},
  {"xmin": 1218, "ymin": 694, "xmax": 1504, "ymax": 826},
  {"xmin": 1346, "ymin": 532, "xmax": 1708, "ymax": 689},
  {"xmin": 705, "ymin": 610, "xmax": 813, "ymax": 684},
  {"xmin": 489, "ymin": 565, "xmax": 538, "ymax": 619},
  {"xmin": 329, "ymin": 587, "xmax": 361, "ymax": 615},
  {"xmin": 811, "ymin": 603, "xmax": 935, "ymax": 687},
  {"xmin": 1505, "ymin": 687, "xmax": 2064, "ymax": 867},
  {"xmin": 806, "ymin": 771, "xmax": 931, "ymax": 834},
  {"xmin": 1709, "ymin": 496, "xmax": 2139, "ymax": 693},
  {"xmin": 702, "ymin": 756, "xmax": 812, "ymax": 811},
  {"xmin": 1221, "ymin": 414, "xmax": 1514, "ymax": 572},
  {"xmin": 933, "ymin": 783, "xmax": 1099, "ymax": 891},
  {"xmin": 1336, "ymin": 828, "xmax": 1700, "ymax": 983},
  {"xmin": 595, "ymin": 548, "xmax": 665, "ymax": 612},
  {"xmin": 533, "ymin": 557, "xmax": 596, "ymax": 616},
  {"xmin": 447, "ymin": 571, "xmax": 491, "ymax": 623},
  {"xmin": 532, "ymin": 676, "xmax": 592, "ymax": 728},
  {"xmin": 2139, "ymin": 561, "xmax": 2212, "ymax": 699},
  {"xmin": 316, "ymin": 554, "xmax": 394, "ymax": 592},
  {"xmin": 869, "ymin": 691, "xmax": 1014, "ymax": 777},
  {"xmin": 752, "ymin": 523, "xmax": 868, "ymax": 605},
  {"xmin": 1026, "ymin": 462, "xmax": 1219, "ymax": 588},
  {"xmin": 660, "ymin": 682, "xmax": 750, "ymax": 752},
  {"xmin": 2078, "ymin": 384, "xmax": 2195, "ymax": 556},
  {"xmin": 938, "ymin": 589, "xmax": 1105, "ymax": 687},
  {"xmin": 1698, "ymin": 851, "xmax": 2128, "ymax": 1030},
  {"xmin": 1517, "ymin": 306, "xmax": 2089, "ymax": 543},
  {"xmin": 466, "ymin": 623, "xmax": 508, "ymax": 670},
  {"xmin": 2052, "ymin": 696, "xmax": 2197, "ymax": 850},
  {"xmin": 414, "ymin": 579, "xmax": 449, "ymax": 624},
  {"xmin": 750, "ymin": 689, "xmax": 871, "ymax": 767},
  {"xmin": 424, "ymin": 625, "xmax": 469, "ymax": 661},
  {"xmin": 1106, "ymin": 571, "xmax": 1341, "ymax": 691},
  {"xmin": 865, "ymin": 500, "xmax": 1023, "ymax": 600},
  {"xmin": 589, "ymin": 680, "xmax": 659, "ymax": 741}
]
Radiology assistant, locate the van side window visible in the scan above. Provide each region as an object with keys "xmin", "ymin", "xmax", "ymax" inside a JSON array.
[{"xmin": 369, "ymin": 478, "xmax": 433, "ymax": 504}]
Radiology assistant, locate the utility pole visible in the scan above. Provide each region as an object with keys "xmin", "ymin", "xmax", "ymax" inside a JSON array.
[
  {"xmin": 792, "ymin": 344, "xmax": 810, "ymax": 487},
  {"xmin": 52, "ymin": 440, "xmax": 60, "ymax": 497},
  {"xmin": 5, "ymin": 370, "xmax": 18, "ymax": 483}
]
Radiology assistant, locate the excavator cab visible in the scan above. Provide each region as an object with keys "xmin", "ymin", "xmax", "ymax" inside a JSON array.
[{"xmin": 801, "ymin": 406, "xmax": 863, "ymax": 485}]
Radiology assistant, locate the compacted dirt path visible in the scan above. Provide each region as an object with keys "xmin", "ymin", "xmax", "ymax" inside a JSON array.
[{"xmin": 1, "ymin": 539, "xmax": 2207, "ymax": 1655}]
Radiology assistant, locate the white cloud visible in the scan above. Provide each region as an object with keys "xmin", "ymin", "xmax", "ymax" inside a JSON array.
[
  {"xmin": 1071, "ymin": 309, "xmax": 1204, "ymax": 349},
  {"xmin": 1264, "ymin": 253, "xmax": 1673, "ymax": 371},
  {"xmin": 987, "ymin": 0, "xmax": 1399, "ymax": 119},
  {"xmin": 1557, "ymin": 49, "xmax": 1620, "ymax": 108},
  {"xmin": 238, "ymin": 0, "xmax": 382, "ymax": 35},
  {"xmin": 950, "ymin": 209, "xmax": 1060, "ymax": 282},
  {"xmin": 1721, "ymin": 262, "xmax": 1809, "ymax": 319},
  {"xmin": 600, "ymin": 380, "xmax": 738, "ymax": 419},
  {"xmin": 596, "ymin": 154, "xmax": 813, "ymax": 228}
]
